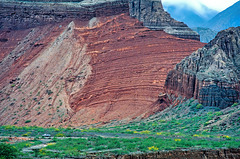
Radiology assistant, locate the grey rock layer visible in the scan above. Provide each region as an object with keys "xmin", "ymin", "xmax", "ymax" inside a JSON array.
[
  {"xmin": 129, "ymin": 0, "xmax": 200, "ymax": 41},
  {"xmin": 1, "ymin": 0, "xmax": 199, "ymax": 41},
  {"xmin": 165, "ymin": 27, "xmax": 240, "ymax": 108},
  {"xmin": 0, "ymin": 0, "xmax": 129, "ymax": 30}
]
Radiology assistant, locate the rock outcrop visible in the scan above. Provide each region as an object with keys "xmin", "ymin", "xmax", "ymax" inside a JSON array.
[
  {"xmin": 0, "ymin": 0, "xmax": 199, "ymax": 41},
  {"xmin": 0, "ymin": 13, "xmax": 204, "ymax": 127},
  {"xmin": 119, "ymin": 148, "xmax": 240, "ymax": 159},
  {"xmin": 165, "ymin": 27, "xmax": 240, "ymax": 108},
  {"xmin": 129, "ymin": 0, "xmax": 200, "ymax": 41},
  {"xmin": 0, "ymin": 0, "xmax": 129, "ymax": 30}
]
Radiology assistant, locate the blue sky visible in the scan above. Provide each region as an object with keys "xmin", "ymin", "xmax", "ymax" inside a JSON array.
[{"xmin": 162, "ymin": 0, "xmax": 239, "ymax": 12}]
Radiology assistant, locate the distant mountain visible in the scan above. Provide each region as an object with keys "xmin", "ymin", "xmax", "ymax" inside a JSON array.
[
  {"xmin": 191, "ymin": 27, "xmax": 218, "ymax": 43},
  {"xmin": 163, "ymin": 4, "xmax": 218, "ymax": 27},
  {"xmin": 204, "ymin": 1, "xmax": 240, "ymax": 31}
]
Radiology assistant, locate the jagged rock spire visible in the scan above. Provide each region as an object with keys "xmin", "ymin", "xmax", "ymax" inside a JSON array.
[{"xmin": 129, "ymin": 0, "xmax": 200, "ymax": 41}]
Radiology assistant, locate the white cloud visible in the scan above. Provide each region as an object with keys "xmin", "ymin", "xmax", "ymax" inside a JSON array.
[{"xmin": 162, "ymin": 0, "xmax": 239, "ymax": 12}]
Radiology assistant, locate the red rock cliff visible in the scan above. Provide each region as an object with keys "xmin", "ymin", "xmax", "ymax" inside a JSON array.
[{"xmin": 0, "ymin": 13, "xmax": 204, "ymax": 127}]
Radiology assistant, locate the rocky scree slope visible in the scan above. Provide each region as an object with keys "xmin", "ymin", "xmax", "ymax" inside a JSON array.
[
  {"xmin": 165, "ymin": 27, "xmax": 240, "ymax": 109},
  {"xmin": 0, "ymin": 13, "xmax": 204, "ymax": 127}
]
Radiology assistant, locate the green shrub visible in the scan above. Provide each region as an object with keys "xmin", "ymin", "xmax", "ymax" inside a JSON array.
[
  {"xmin": 25, "ymin": 120, "xmax": 31, "ymax": 123},
  {"xmin": 0, "ymin": 138, "xmax": 9, "ymax": 142},
  {"xmin": 0, "ymin": 143, "xmax": 18, "ymax": 159},
  {"xmin": 214, "ymin": 112, "xmax": 223, "ymax": 116},
  {"xmin": 46, "ymin": 90, "xmax": 53, "ymax": 95},
  {"xmin": 55, "ymin": 133, "xmax": 65, "ymax": 137},
  {"xmin": 232, "ymin": 103, "xmax": 238, "ymax": 107},
  {"xmin": 196, "ymin": 104, "xmax": 203, "ymax": 109},
  {"xmin": 22, "ymin": 132, "xmax": 31, "ymax": 137},
  {"xmin": 54, "ymin": 128, "xmax": 60, "ymax": 132},
  {"xmin": 3, "ymin": 125, "xmax": 15, "ymax": 130}
]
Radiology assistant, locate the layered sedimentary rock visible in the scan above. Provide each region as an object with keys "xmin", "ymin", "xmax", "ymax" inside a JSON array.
[
  {"xmin": 0, "ymin": 13, "xmax": 204, "ymax": 127},
  {"xmin": 0, "ymin": 0, "xmax": 199, "ymax": 41},
  {"xmin": 165, "ymin": 27, "xmax": 240, "ymax": 108},
  {"xmin": 129, "ymin": 0, "xmax": 200, "ymax": 40},
  {"xmin": 120, "ymin": 148, "xmax": 240, "ymax": 159},
  {"xmin": 0, "ymin": 0, "xmax": 129, "ymax": 30}
]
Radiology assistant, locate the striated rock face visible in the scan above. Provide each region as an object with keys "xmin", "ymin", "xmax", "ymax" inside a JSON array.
[
  {"xmin": 119, "ymin": 148, "xmax": 240, "ymax": 159},
  {"xmin": 0, "ymin": 0, "xmax": 199, "ymax": 41},
  {"xmin": 165, "ymin": 27, "xmax": 240, "ymax": 108},
  {"xmin": 129, "ymin": 0, "xmax": 200, "ymax": 41},
  {"xmin": 0, "ymin": 0, "xmax": 129, "ymax": 30},
  {"xmin": 0, "ymin": 13, "xmax": 204, "ymax": 127}
]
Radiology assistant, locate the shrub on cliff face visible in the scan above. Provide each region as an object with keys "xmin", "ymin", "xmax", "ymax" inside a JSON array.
[
  {"xmin": 196, "ymin": 104, "xmax": 203, "ymax": 109},
  {"xmin": 24, "ymin": 120, "xmax": 31, "ymax": 123},
  {"xmin": 0, "ymin": 143, "xmax": 18, "ymax": 159},
  {"xmin": 232, "ymin": 103, "xmax": 239, "ymax": 107}
]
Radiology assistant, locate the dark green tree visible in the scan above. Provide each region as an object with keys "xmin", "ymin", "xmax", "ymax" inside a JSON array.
[{"xmin": 0, "ymin": 143, "xmax": 18, "ymax": 159}]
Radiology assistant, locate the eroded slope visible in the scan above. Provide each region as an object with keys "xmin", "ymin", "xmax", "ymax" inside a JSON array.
[{"xmin": 0, "ymin": 14, "xmax": 204, "ymax": 127}]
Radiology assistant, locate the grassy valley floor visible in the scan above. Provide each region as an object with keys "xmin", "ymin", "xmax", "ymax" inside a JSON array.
[{"xmin": 0, "ymin": 99, "xmax": 240, "ymax": 158}]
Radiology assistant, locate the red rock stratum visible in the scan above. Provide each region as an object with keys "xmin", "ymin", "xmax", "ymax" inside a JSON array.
[{"xmin": 0, "ymin": 14, "xmax": 204, "ymax": 127}]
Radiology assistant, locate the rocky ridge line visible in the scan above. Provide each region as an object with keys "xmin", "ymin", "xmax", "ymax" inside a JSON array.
[
  {"xmin": 0, "ymin": 0, "xmax": 129, "ymax": 30},
  {"xmin": 165, "ymin": 27, "xmax": 240, "ymax": 108},
  {"xmin": 129, "ymin": 0, "xmax": 200, "ymax": 40},
  {"xmin": 0, "ymin": 0, "xmax": 199, "ymax": 41}
]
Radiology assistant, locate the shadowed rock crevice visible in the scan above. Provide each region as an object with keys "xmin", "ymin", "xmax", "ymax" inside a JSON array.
[{"xmin": 199, "ymin": 84, "xmax": 239, "ymax": 109}]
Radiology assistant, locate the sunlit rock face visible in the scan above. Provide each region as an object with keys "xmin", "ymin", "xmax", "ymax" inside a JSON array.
[
  {"xmin": 165, "ymin": 27, "xmax": 240, "ymax": 108},
  {"xmin": 0, "ymin": 12, "xmax": 204, "ymax": 127},
  {"xmin": 129, "ymin": 0, "xmax": 200, "ymax": 41}
]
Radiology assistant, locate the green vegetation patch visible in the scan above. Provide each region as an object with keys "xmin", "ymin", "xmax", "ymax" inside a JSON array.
[
  {"xmin": 0, "ymin": 99, "xmax": 239, "ymax": 158},
  {"xmin": 0, "ymin": 143, "xmax": 18, "ymax": 159},
  {"xmin": 43, "ymin": 136, "xmax": 240, "ymax": 158}
]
